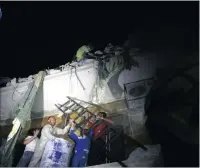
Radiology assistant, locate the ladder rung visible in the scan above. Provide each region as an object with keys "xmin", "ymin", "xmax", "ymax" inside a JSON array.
[
  {"xmin": 77, "ymin": 115, "xmax": 94, "ymax": 127},
  {"xmin": 66, "ymin": 101, "xmax": 75, "ymax": 107},
  {"xmin": 77, "ymin": 107, "xmax": 84, "ymax": 113},
  {"xmin": 67, "ymin": 97, "xmax": 92, "ymax": 113},
  {"xmin": 68, "ymin": 102, "xmax": 76, "ymax": 109},
  {"xmin": 72, "ymin": 108, "xmax": 87, "ymax": 121},
  {"xmin": 60, "ymin": 100, "xmax": 71, "ymax": 107},
  {"xmin": 79, "ymin": 109, "xmax": 87, "ymax": 116},
  {"xmin": 62, "ymin": 105, "xmax": 74, "ymax": 112},
  {"xmin": 56, "ymin": 97, "xmax": 100, "ymax": 132},
  {"xmin": 73, "ymin": 110, "xmax": 85, "ymax": 121},
  {"xmin": 56, "ymin": 103, "xmax": 78, "ymax": 113},
  {"xmin": 72, "ymin": 105, "xmax": 82, "ymax": 111},
  {"xmin": 63, "ymin": 106, "xmax": 69, "ymax": 112},
  {"xmin": 55, "ymin": 104, "xmax": 65, "ymax": 113},
  {"xmin": 65, "ymin": 109, "xmax": 72, "ymax": 114}
]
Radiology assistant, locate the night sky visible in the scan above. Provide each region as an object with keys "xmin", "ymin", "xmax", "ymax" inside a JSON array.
[{"xmin": 0, "ymin": 1, "xmax": 198, "ymax": 78}]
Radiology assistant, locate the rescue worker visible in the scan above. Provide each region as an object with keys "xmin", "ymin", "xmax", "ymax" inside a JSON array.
[
  {"xmin": 28, "ymin": 116, "xmax": 71, "ymax": 167},
  {"xmin": 88, "ymin": 112, "xmax": 113, "ymax": 140},
  {"xmin": 17, "ymin": 128, "xmax": 40, "ymax": 167},
  {"xmin": 69, "ymin": 120, "xmax": 93, "ymax": 167},
  {"xmin": 75, "ymin": 44, "xmax": 95, "ymax": 65},
  {"xmin": 87, "ymin": 112, "xmax": 113, "ymax": 165}
]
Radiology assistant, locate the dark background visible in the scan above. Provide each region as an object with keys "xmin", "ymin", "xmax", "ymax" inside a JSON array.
[
  {"xmin": 0, "ymin": 1, "xmax": 198, "ymax": 78},
  {"xmin": 0, "ymin": 2, "xmax": 199, "ymax": 167}
]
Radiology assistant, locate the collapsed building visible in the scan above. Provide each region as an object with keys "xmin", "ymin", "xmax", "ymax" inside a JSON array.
[{"xmin": 0, "ymin": 42, "xmax": 198, "ymax": 167}]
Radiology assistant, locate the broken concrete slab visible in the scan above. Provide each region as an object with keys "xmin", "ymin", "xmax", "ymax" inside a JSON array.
[{"xmin": 89, "ymin": 144, "xmax": 163, "ymax": 167}]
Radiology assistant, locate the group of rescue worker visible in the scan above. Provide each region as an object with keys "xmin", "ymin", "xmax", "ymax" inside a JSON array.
[
  {"xmin": 16, "ymin": 42, "xmax": 131, "ymax": 167},
  {"xmin": 17, "ymin": 112, "xmax": 113, "ymax": 167},
  {"xmin": 75, "ymin": 42, "xmax": 135, "ymax": 71}
]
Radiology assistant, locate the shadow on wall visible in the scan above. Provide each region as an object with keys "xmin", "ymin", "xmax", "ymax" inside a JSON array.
[
  {"xmin": 107, "ymin": 70, "xmax": 123, "ymax": 99},
  {"xmin": 145, "ymin": 64, "xmax": 199, "ymax": 167}
]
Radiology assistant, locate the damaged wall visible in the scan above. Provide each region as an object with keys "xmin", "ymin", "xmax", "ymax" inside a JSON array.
[
  {"xmin": 28, "ymin": 62, "xmax": 99, "ymax": 119},
  {"xmin": 0, "ymin": 80, "xmax": 34, "ymax": 126},
  {"xmin": 0, "ymin": 45, "xmax": 163, "ymax": 136},
  {"xmin": 99, "ymin": 53, "xmax": 157, "ymax": 142},
  {"xmin": 119, "ymin": 54, "xmax": 157, "ymax": 88},
  {"xmin": 96, "ymin": 53, "xmax": 158, "ymax": 104},
  {"xmin": 1, "ymin": 46, "xmax": 196, "ymax": 148},
  {"xmin": 0, "ymin": 62, "xmax": 98, "ymax": 125},
  {"xmin": 0, "ymin": 53, "xmax": 158, "ymax": 127}
]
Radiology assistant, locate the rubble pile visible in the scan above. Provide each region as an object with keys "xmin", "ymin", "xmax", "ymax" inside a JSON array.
[
  {"xmin": 5, "ymin": 75, "xmax": 35, "ymax": 87},
  {"xmin": 0, "ymin": 41, "xmax": 140, "ymax": 88}
]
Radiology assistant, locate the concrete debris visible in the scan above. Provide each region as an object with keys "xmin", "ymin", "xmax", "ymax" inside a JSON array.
[
  {"xmin": 2, "ymin": 76, "xmax": 35, "ymax": 88},
  {"xmin": 48, "ymin": 69, "xmax": 61, "ymax": 75},
  {"xmin": 6, "ymin": 82, "xmax": 11, "ymax": 87},
  {"xmin": 125, "ymin": 144, "xmax": 163, "ymax": 166},
  {"xmin": 28, "ymin": 75, "xmax": 34, "ymax": 80},
  {"xmin": 70, "ymin": 61, "xmax": 78, "ymax": 67},
  {"xmin": 104, "ymin": 43, "xmax": 114, "ymax": 53},
  {"xmin": 18, "ymin": 78, "xmax": 27, "ymax": 83},
  {"xmin": 11, "ymin": 78, "xmax": 17, "ymax": 86},
  {"xmin": 114, "ymin": 50, "xmax": 122, "ymax": 56},
  {"xmin": 94, "ymin": 50, "xmax": 104, "ymax": 55},
  {"xmin": 90, "ymin": 144, "xmax": 163, "ymax": 167},
  {"xmin": 59, "ymin": 62, "xmax": 71, "ymax": 71},
  {"xmin": 104, "ymin": 43, "xmax": 124, "ymax": 55},
  {"xmin": 17, "ymin": 75, "xmax": 34, "ymax": 83}
]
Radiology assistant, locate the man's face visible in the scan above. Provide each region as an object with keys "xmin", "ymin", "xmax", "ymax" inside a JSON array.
[
  {"xmin": 97, "ymin": 112, "xmax": 103, "ymax": 118},
  {"xmin": 48, "ymin": 117, "xmax": 56, "ymax": 126}
]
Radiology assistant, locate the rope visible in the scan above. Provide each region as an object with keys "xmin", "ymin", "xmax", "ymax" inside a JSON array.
[{"xmin": 69, "ymin": 65, "xmax": 86, "ymax": 90}]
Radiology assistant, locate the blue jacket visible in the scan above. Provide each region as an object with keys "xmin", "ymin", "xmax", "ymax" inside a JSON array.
[{"xmin": 69, "ymin": 128, "xmax": 93, "ymax": 156}]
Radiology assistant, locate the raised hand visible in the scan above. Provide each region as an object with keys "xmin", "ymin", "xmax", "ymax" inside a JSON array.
[
  {"xmin": 69, "ymin": 119, "xmax": 76, "ymax": 127},
  {"xmin": 33, "ymin": 129, "xmax": 40, "ymax": 137}
]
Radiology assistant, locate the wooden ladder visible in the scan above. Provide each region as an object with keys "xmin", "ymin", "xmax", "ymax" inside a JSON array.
[{"xmin": 55, "ymin": 96, "xmax": 98, "ymax": 130}]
